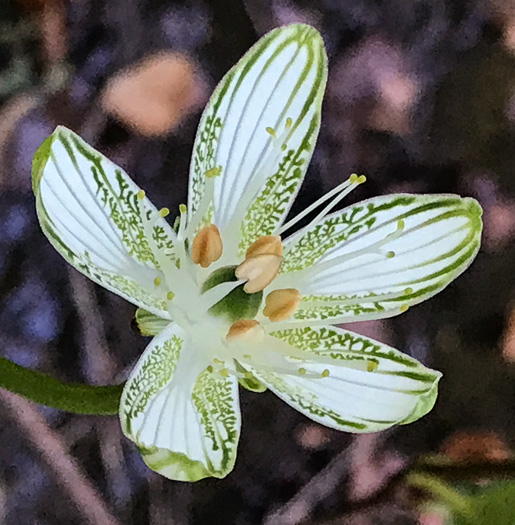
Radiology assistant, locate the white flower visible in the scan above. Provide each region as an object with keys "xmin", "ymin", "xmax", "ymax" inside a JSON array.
[{"xmin": 32, "ymin": 24, "xmax": 482, "ymax": 482}]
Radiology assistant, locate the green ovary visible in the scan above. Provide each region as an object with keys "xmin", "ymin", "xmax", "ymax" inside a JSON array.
[{"xmin": 201, "ymin": 266, "xmax": 263, "ymax": 323}]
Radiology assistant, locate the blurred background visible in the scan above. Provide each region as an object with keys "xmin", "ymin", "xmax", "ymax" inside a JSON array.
[{"xmin": 0, "ymin": 0, "xmax": 514, "ymax": 523}]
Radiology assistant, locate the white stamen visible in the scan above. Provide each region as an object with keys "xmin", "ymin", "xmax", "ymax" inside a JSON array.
[
  {"xmin": 296, "ymin": 288, "xmax": 415, "ymax": 310},
  {"xmin": 225, "ymin": 119, "xmax": 295, "ymax": 233},
  {"xmin": 186, "ymin": 176, "xmax": 216, "ymax": 241},
  {"xmin": 284, "ymin": 175, "xmax": 366, "ymax": 253},
  {"xmin": 273, "ymin": 304, "xmax": 411, "ymax": 329},
  {"xmin": 304, "ymin": 220, "xmax": 406, "ymax": 284},
  {"xmin": 136, "ymin": 192, "xmax": 177, "ymax": 285},
  {"xmin": 279, "ymin": 176, "xmax": 355, "ymax": 234}
]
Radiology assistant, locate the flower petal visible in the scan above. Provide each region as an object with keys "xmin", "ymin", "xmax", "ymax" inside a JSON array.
[
  {"xmin": 120, "ymin": 323, "xmax": 241, "ymax": 481},
  {"xmin": 33, "ymin": 126, "xmax": 176, "ymax": 317},
  {"xmin": 234, "ymin": 361, "xmax": 267, "ymax": 393},
  {"xmin": 247, "ymin": 325, "xmax": 440, "ymax": 432},
  {"xmin": 277, "ymin": 194, "xmax": 482, "ymax": 323},
  {"xmin": 133, "ymin": 308, "xmax": 170, "ymax": 337},
  {"xmin": 188, "ymin": 24, "xmax": 327, "ymax": 256}
]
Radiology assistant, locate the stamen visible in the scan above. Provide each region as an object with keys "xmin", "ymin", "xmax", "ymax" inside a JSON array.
[
  {"xmin": 154, "ymin": 277, "xmax": 162, "ymax": 286},
  {"xmin": 205, "ymin": 358, "xmax": 239, "ymax": 381},
  {"xmin": 306, "ymin": 220, "xmax": 409, "ymax": 283},
  {"xmin": 223, "ymin": 118, "xmax": 295, "ymax": 229},
  {"xmin": 273, "ymin": 304, "xmax": 413, "ymax": 329},
  {"xmin": 205, "ymin": 166, "xmax": 222, "ymax": 178},
  {"xmin": 160, "ymin": 207, "xmax": 170, "ymax": 218},
  {"xmin": 298, "ymin": 367, "xmax": 307, "ymax": 375},
  {"xmin": 177, "ymin": 204, "xmax": 187, "ymax": 240},
  {"xmin": 296, "ymin": 289, "xmax": 415, "ymax": 310},
  {"xmin": 281, "ymin": 175, "xmax": 366, "ymax": 254},
  {"xmin": 167, "ymin": 291, "xmax": 175, "ymax": 301},
  {"xmin": 135, "ymin": 188, "xmax": 180, "ymax": 293},
  {"xmin": 279, "ymin": 175, "xmax": 365, "ymax": 236},
  {"xmin": 263, "ymin": 288, "xmax": 302, "ymax": 322},
  {"xmin": 321, "ymin": 369, "xmax": 330, "ymax": 377},
  {"xmin": 245, "ymin": 235, "xmax": 283, "ymax": 258},
  {"xmin": 367, "ymin": 361, "xmax": 378, "ymax": 372},
  {"xmin": 226, "ymin": 320, "xmax": 265, "ymax": 343},
  {"xmin": 235, "ymin": 254, "xmax": 282, "ymax": 293},
  {"xmin": 191, "ymin": 224, "xmax": 223, "ymax": 268},
  {"xmin": 186, "ymin": 171, "xmax": 218, "ymax": 240}
]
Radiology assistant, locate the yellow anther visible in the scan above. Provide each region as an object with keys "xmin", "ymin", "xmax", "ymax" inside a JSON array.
[
  {"xmin": 298, "ymin": 368, "xmax": 307, "ymax": 375},
  {"xmin": 243, "ymin": 354, "xmax": 252, "ymax": 360},
  {"xmin": 245, "ymin": 235, "xmax": 283, "ymax": 259},
  {"xmin": 349, "ymin": 174, "xmax": 358, "ymax": 184},
  {"xmin": 226, "ymin": 320, "xmax": 265, "ymax": 343},
  {"xmin": 263, "ymin": 288, "xmax": 302, "ymax": 322},
  {"xmin": 205, "ymin": 166, "xmax": 222, "ymax": 178},
  {"xmin": 207, "ymin": 365, "xmax": 214, "ymax": 373},
  {"xmin": 235, "ymin": 254, "xmax": 282, "ymax": 293},
  {"xmin": 266, "ymin": 126, "xmax": 276, "ymax": 137},
  {"xmin": 213, "ymin": 358, "xmax": 224, "ymax": 364},
  {"xmin": 137, "ymin": 189, "xmax": 145, "ymax": 200},
  {"xmin": 281, "ymin": 144, "xmax": 287, "ymax": 151},
  {"xmin": 397, "ymin": 219, "xmax": 405, "ymax": 230},
  {"xmin": 154, "ymin": 277, "xmax": 162, "ymax": 286},
  {"xmin": 219, "ymin": 368, "xmax": 229, "ymax": 378},
  {"xmin": 179, "ymin": 204, "xmax": 187, "ymax": 214},
  {"xmin": 167, "ymin": 291, "xmax": 175, "ymax": 301},
  {"xmin": 321, "ymin": 369, "xmax": 330, "ymax": 378},
  {"xmin": 405, "ymin": 287, "xmax": 414, "ymax": 295},
  {"xmin": 367, "ymin": 361, "xmax": 379, "ymax": 372},
  {"xmin": 357, "ymin": 175, "xmax": 367, "ymax": 184},
  {"xmin": 386, "ymin": 251, "xmax": 395, "ymax": 258},
  {"xmin": 159, "ymin": 207, "xmax": 170, "ymax": 218},
  {"xmin": 400, "ymin": 304, "xmax": 409, "ymax": 313},
  {"xmin": 285, "ymin": 117, "xmax": 293, "ymax": 128},
  {"xmin": 191, "ymin": 224, "xmax": 223, "ymax": 268}
]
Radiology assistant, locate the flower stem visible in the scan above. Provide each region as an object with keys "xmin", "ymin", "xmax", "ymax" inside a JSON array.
[
  {"xmin": 407, "ymin": 472, "xmax": 473, "ymax": 518},
  {"xmin": 0, "ymin": 356, "xmax": 123, "ymax": 415}
]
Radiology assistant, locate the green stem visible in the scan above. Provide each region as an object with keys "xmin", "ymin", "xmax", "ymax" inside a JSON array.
[
  {"xmin": 407, "ymin": 472, "xmax": 473, "ymax": 518},
  {"xmin": 0, "ymin": 356, "xmax": 123, "ymax": 415}
]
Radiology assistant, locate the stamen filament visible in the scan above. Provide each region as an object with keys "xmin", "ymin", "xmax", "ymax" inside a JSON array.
[
  {"xmin": 284, "ymin": 175, "xmax": 365, "ymax": 253},
  {"xmin": 303, "ymin": 220, "xmax": 406, "ymax": 284},
  {"xmin": 272, "ymin": 305, "xmax": 411, "ymax": 329},
  {"xmin": 297, "ymin": 288, "xmax": 415, "ymax": 310},
  {"xmin": 225, "ymin": 119, "xmax": 295, "ymax": 234},
  {"xmin": 279, "ymin": 177, "xmax": 354, "ymax": 234},
  {"xmin": 186, "ymin": 177, "xmax": 216, "ymax": 241}
]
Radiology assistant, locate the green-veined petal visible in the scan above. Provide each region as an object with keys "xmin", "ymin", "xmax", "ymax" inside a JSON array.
[
  {"xmin": 33, "ymin": 126, "xmax": 176, "ymax": 318},
  {"xmin": 234, "ymin": 361, "xmax": 267, "ymax": 393},
  {"xmin": 120, "ymin": 323, "xmax": 241, "ymax": 481},
  {"xmin": 246, "ymin": 325, "xmax": 440, "ymax": 433},
  {"xmin": 134, "ymin": 308, "xmax": 170, "ymax": 337},
  {"xmin": 275, "ymin": 194, "xmax": 482, "ymax": 324},
  {"xmin": 187, "ymin": 24, "xmax": 327, "ymax": 256}
]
